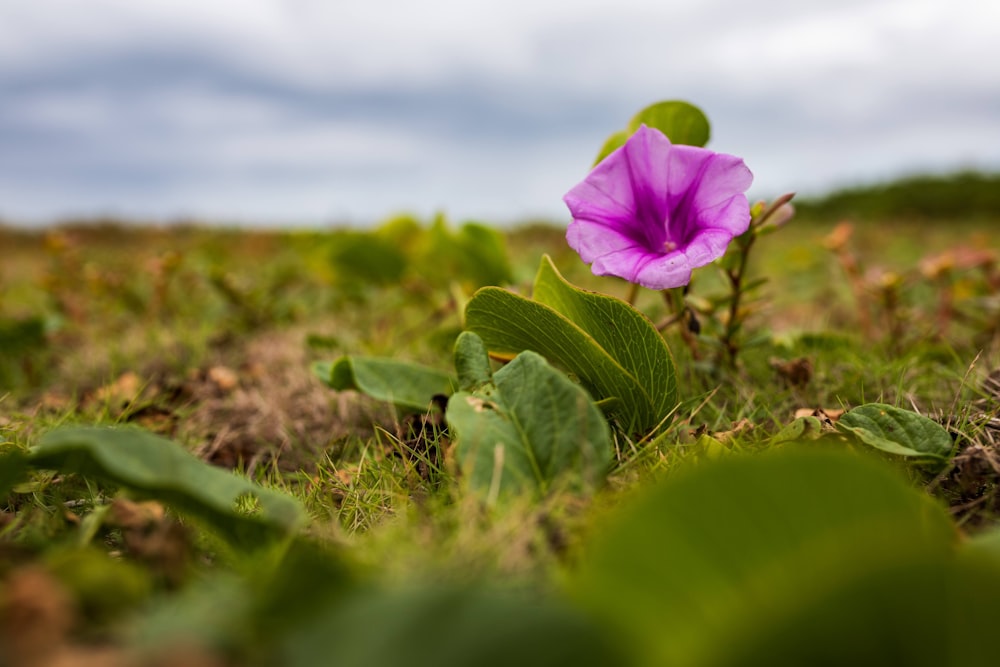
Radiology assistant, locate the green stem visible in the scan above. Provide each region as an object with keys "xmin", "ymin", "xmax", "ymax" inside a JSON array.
[
  {"xmin": 625, "ymin": 281, "xmax": 640, "ymax": 306},
  {"xmin": 721, "ymin": 232, "xmax": 756, "ymax": 367}
]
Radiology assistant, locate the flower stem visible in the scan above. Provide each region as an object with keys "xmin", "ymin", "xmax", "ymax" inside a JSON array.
[
  {"xmin": 720, "ymin": 230, "xmax": 756, "ymax": 367},
  {"xmin": 625, "ymin": 281, "xmax": 640, "ymax": 306},
  {"xmin": 662, "ymin": 287, "xmax": 701, "ymax": 359}
]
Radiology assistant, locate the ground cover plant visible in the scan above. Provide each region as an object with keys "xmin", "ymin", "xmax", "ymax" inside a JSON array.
[{"xmin": 3, "ymin": 100, "xmax": 1000, "ymax": 666}]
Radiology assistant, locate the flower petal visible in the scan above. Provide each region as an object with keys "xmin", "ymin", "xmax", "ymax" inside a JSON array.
[
  {"xmin": 632, "ymin": 252, "xmax": 694, "ymax": 290},
  {"xmin": 681, "ymin": 228, "xmax": 740, "ymax": 267},
  {"xmin": 690, "ymin": 153, "xmax": 754, "ymax": 223},
  {"xmin": 567, "ymin": 218, "xmax": 643, "ymax": 265},
  {"xmin": 695, "ymin": 193, "xmax": 752, "ymax": 238}
]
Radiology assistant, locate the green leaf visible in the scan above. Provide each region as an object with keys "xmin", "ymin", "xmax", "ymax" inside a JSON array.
[
  {"xmin": 718, "ymin": 557, "xmax": 1000, "ymax": 667},
  {"xmin": 454, "ymin": 331, "xmax": 492, "ymax": 391},
  {"xmin": 572, "ymin": 449, "xmax": 959, "ymax": 667},
  {"xmin": 30, "ymin": 427, "xmax": 306, "ymax": 547},
  {"xmin": 329, "ymin": 231, "xmax": 408, "ymax": 286},
  {"xmin": 412, "ymin": 216, "xmax": 513, "ymax": 289},
  {"xmin": 962, "ymin": 526, "xmax": 1000, "ymax": 560},
  {"xmin": 837, "ymin": 403, "xmax": 953, "ymax": 460},
  {"xmin": 129, "ymin": 573, "xmax": 253, "ymax": 655},
  {"xmin": 454, "ymin": 222, "xmax": 514, "ymax": 288},
  {"xmin": 627, "ymin": 100, "xmax": 711, "ymax": 147},
  {"xmin": 130, "ymin": 538, "xmax": 354, "ymax": 657},
  {"xmin": 771, "ymin": 416, "xmax": 824, "ymax": 444},
  {"xmin": 45, "ymin": 546, "xmax": 152, "ymax": 624},
  {"xmin": 374, "ymin": 214, "xmax": 423, "ymax": 253},
  {"xmin": 533, "ymin": 256, "xmax": 677, "ymax": 425},
  {"xmin": 464, "ymin": 255, "xmax": 676, "ymax": 433},
  {"xmin": 592, "ymin": 129, "xmax": 630, "ymax": 166},
  {"xmin": 312, "ymin": 357, "xmax": 456, "ymax": 413},
  {"xmin": 0, "ymin": 316, "xmax": 49, "ymax": 389},
  {"xmin": 593, "ymin": 100, "xmax": 711, "ymax": 165},
  {"xmin": 0, "ymin": 316, "xmax": 47, "ymax": 354},
  {"xmin": 279, "ymin": 585, "xmax": 625, "ymax": 667},
  {"xmin": 446, "ymin": 350, "xmax": 611, "ymax": 499},
  {"xmin": 0, "ymin": 448, "xmax": 30, "ymax": 499}
]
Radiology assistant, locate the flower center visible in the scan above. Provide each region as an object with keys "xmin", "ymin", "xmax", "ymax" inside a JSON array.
[{"xmin": 662, "ymin": 240, "xmax": 677, "ymax": 252}]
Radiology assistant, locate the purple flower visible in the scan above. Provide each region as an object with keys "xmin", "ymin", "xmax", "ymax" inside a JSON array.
[{"xmin": 563, "ymin": 125, "xmax": 753, "ymax": 289}]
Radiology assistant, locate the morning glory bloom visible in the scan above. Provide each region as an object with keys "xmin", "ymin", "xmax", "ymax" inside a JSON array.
[{"xmin": 564, "ymin": 125, "xmax": 753, "ymax": 289}]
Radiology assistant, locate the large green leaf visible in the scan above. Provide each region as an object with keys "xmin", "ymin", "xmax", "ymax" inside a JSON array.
[
  {"xmin": 446, "ymin": 347, "xmax": 611, "ymax": 499},
  {"xmin": 593, "ymin": 100, "xmax": 711, "ymax": 164},
  {"xmin": 312, "ymin": 356, "xmax": 456, "ymax": 413},
  {"xmin": 45, "ymin": 546, "xmax": 152, "ymax": 625},
  {"xmin": 279, "ymin": 585, "xmax": 625, "ymax": 667},
  {"xmin": 532, "ymin": 256, "xmax": 676, "ymax": 424},
  {"xmin": 572, "ymin": 449, "xmax": 961, "ymax": 666},
  {"xmin": 130, "ymin": 538, "xmax": 355, "ymax": 657},
  {"xmin": 464, "ymin": 255, "xmax": 676, "ymax": 433},
  {"xmin": 30, "ymin": 427, "xmax": 306, "ymax": 546},
  {"xmin": 715, "ymin": 556, "xmax": 1000, "ymax": 667},
  {"xmin": 838, "ymin": 403, "xmax": 953, "ymax": 460}
]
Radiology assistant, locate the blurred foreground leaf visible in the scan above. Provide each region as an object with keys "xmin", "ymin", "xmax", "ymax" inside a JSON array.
[
  {"xmin": 130, "ymin": 538, "xmax": 354, "ymax": 658},
  {"xmin": 45, "ymin": 546, "xmax": 152, "ymax": 626},
  {"xmin": 571, "ymin": 449, "xmax": 985, "ymax": 666},
  {"xmin": 280, "ymin": 585, "xmax": 625, "ymax": 667},
  {"xmin": 30, "ymin": 427, "xmax": 306, "ymax": 547}
]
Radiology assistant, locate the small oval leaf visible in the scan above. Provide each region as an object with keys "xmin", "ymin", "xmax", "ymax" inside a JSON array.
[
  {"xmin": 627, "ymin": 100, "xmax": 711, "ymax": 147},
  {"xmin": 592, "ymin": 100, "xmax": 711, "ymax": 165},
  {"xmin": 837, "ymin": 403, "xmax": 953, "ymax": 460},
  {"xmin": 312, "ymin": 357, "xmax": 456, "ymax": 413},
  {"xmin": 592, "ymin": 129, "xmax": 630, "ymax": 166}
]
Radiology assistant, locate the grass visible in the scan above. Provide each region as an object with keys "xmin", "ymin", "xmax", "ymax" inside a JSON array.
[{"xmin": 2, "ymin": 214, "xmax": 1000, "ymax": 662}]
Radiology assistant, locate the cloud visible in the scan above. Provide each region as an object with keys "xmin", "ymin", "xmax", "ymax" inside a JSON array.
[{"xmin": 0, "ymin": 0, "xmax": 998, "ymax": 225}]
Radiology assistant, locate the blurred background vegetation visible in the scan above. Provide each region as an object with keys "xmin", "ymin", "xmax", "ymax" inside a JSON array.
[{"xmin": 790, "ymin": 171, "xmax": 1000, "ymax": 222}]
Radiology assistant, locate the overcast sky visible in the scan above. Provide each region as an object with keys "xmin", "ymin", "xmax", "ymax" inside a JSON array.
[{"xmin": 1, "ymin": 0, "xmax": 998, "ymax": 227}]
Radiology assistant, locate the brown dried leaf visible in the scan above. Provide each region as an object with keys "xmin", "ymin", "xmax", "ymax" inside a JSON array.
[
  {"xmin": 715, "ymin": 418, "xmax": 755, "ymax": 443},
  {"xmin": 107, "ymin": 498, "xmax": 166, "ymax": 529},
  {"xmin": 769, "ymin": 357, "xmax": 813, "ymax": 387},
  {"xmin": 207, "ymin": 366, "xmax": 239, "ymax": 392},
  {"xmin": 823, "ymin": 221, "xmax": 854, "ymax": 251},
  {"xmin": 793, "ymin": 407, "xmax": 845, "ymax": 424},
  {"xmin": 0, "ymin": 565, "xmax": 74, "ymax": 665},
  {"xmin": 106, "ymin": 499, "xmax": 190, "ymax": 586},
  {"xmin": 94, "ymin": 371, "xmax": 143, "ymax": 404}
]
